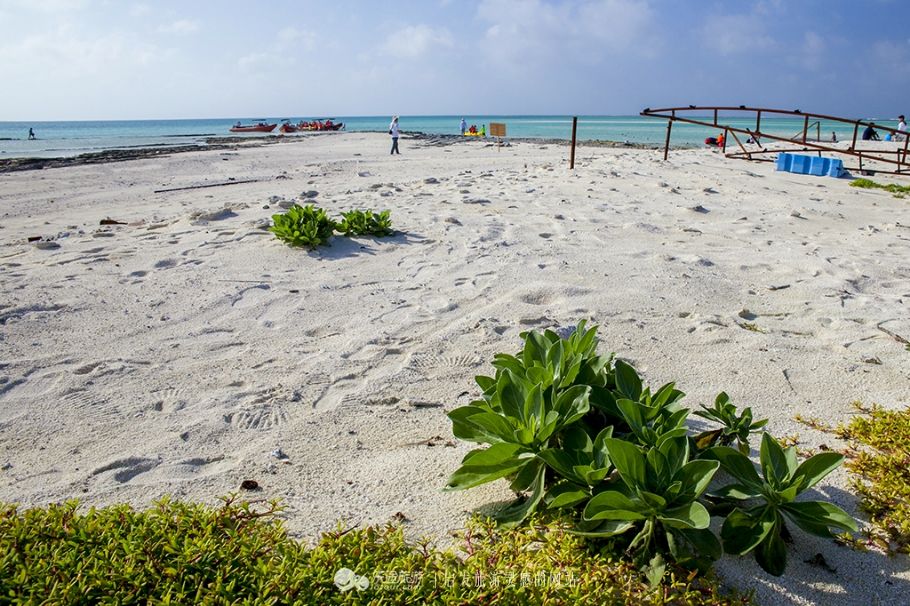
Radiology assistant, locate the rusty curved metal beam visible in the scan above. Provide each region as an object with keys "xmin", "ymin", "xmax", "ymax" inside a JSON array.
[{"xmin": 641, "ymin": 105, "xmax": 910, "ymax": 176}]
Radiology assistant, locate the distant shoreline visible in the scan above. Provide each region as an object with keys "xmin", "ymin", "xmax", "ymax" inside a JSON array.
[
  {"xmin": 0, "ymin": 138, "xmax": 278, "ymax": 173},
  {"xmin": 0, "ymin": 132, "xmax": 674, "ymax": 173}
]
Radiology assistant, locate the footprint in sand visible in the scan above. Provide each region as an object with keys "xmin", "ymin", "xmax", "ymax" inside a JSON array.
[
  {"xmin": 231, "ymin": 284, "xmax": 271, "ymax": 308},
  {"xmin": 409, "ymin": 353, "xmax": 481, "ymax": 370},
  {"xmin": 154, "ymin": 259, "xmax": 178, "ymax": 270},
  {"xmin": 225, "ymin": 404, "xmax": 289, "ymax": 430},
  {"xmin": 223, "ymin": 386, "xmax": 297, "ymax": 430},
  {"xmin": 518, "ymin": 288, "xmax": 558, "ymax": 306},
  {"xmin": 418, "ymin": 295, "xmax": 458, "ymax": 314},
  {"xmin": 91, "ymin": 456, "xmax": 161, "ymax": 484},
  {"xmin": 148, "ymin": 386, "xmax": 190, "ymax": 413}
]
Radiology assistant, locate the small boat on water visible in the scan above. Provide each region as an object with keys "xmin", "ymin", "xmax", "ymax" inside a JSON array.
[
  {"xmin": 291, "ymin": 119, "xmax": 345, "ymax": 132},
  {"xmin": 316, "ymin": 120, "xmax": 344, "ymax": 131},
  {"xmin": 279, "ymin": 122, "xmax": 299, "ymax": 134},
  {"xmin": 230, "ymin": 122, "xmax": 277, "ymax": 133}
]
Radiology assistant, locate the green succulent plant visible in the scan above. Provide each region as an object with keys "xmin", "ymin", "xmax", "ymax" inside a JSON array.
[
  {"xmin": 707, "ymin": 433, "xmax": 857, "ymax": 576},
  {"xmin": 589, "ymin": 360, "xmax": 688, "ymax": 449},
  {"xmin": 337, "ymin": 209, "xmax": 394, "ymax": 237},
  {"xmin": 539, "ymin": 425, "xmax": 615, "ymax": 511},
  {"xmin": 446, "ymin": 369, "xmax": 591, "ymax": 526},
  {"xmin": 270, "ymin": 204, "xmax": 336, "ymax": 247},
  {"xmin": 445, "ymin": 321, "xmax": 855, "ymax": 583},
  {"xmin": 446, "ymin": 322, "xmax": 608, "ymax": 526},
  {"xmin": 693, "ymin": 392, "xmax": 768, "ymax": 454},
  {"xmin": 582, "ymin": 435, "xmax": 722, "ymax": 575}
]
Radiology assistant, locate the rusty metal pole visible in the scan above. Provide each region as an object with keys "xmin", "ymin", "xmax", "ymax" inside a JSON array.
[
  {"xmin": 722, "ymin": 128, "xmax": 728, "ymax": 153},
  {"xmin": 663, "ymin": 120, "xmax": 672, "ymax": 160},
  {"xmin": 756, "ymin": 110, "xmax": 761, "ymax": 133},
  {"xmin": 569, "ymin": 116, "xmax": 578, "ymax": 169},
  {"xmin": 802, "ymin": 116, "xmax": 809, "ymax": 143},
  {"xmin": 902, "ymin": 136, "xmax": 909, "ymax": 173},
  {"xmin": 851, "ymin": 123, "xmax": 859, "ymax": 150}
]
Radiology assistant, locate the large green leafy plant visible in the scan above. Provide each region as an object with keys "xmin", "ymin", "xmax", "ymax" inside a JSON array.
[
  {"xmin": 446, "ymin": 322, "xmax": 604, "ymax": 525},
  {"xmin": 447, "ymin": 322, "xmax": 855, "ymax": 579}
]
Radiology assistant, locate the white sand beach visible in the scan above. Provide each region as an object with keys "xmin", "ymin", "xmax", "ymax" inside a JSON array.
[{"xmin": 1, "ymin": 132, "xmax": 909, "ymax": 604}]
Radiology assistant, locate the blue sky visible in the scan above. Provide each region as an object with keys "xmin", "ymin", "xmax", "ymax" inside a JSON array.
[{"xmin": 0, "ymin": 0, "xmax": 907, "ymax": 120}]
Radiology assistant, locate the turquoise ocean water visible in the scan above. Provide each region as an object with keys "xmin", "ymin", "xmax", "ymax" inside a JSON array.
[{"xmin": 0, "ymin": 115, "xmax": 901, "ymax": 159}]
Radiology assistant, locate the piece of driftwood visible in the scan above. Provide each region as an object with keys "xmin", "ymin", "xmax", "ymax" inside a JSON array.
[
  {"xmin": 877, "ymin": 320, "xmax": 910, "ymax": 345},
  {"xmin": 154, "ymin": 179, "xmax": 259, "ymax": 193}
]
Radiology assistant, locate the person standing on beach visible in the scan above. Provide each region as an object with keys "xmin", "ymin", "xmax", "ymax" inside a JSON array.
[
  {"xmin": 27, "ymin": 128, "xmax": 35, "ymax": 140},
  {"xmin": 897, "ymin": 115, "xmax": 906, "ymax": 141},
  {"xmin": 389, "ymin": 116, "xmax": 400, "ymax": 155},
  {"xmin": 460, "ymin": 118, "xmax": 466, "ymax": 135}
]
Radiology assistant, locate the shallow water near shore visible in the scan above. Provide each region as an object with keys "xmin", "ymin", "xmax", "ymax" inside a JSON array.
[{"xmin": 2, "ymin": 115, "xmax": 897, "ymax": 159}]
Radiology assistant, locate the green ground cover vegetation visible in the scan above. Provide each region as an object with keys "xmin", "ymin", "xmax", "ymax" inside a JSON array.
[
  {"xmin": 798, "ymin": 402, "xmax": 910, "ymax": 554},
  {"xmin": 0, "ymin": 497, "xmax": 750, "ymax": 605}
]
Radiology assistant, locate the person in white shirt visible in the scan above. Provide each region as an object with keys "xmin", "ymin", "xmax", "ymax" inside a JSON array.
[
  {"xmin": 897, "ymin": 115, "xmax": 906, "ymax": 141},
  {"xmin": 460, "ymin": 118, "xmax": 466, "ymax": 135},
  {"xmin": 389, "ymin": 116, "xmax": 400, "ymax": 155}
]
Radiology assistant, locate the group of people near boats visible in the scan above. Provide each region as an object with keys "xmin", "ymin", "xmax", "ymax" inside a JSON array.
[
  {"xmin": 293, "ymin": 119, "xmax": 338, "ymax": 131},
  {"xmin": 459, "ymin": 118, "xmax": 486, "ymax": 137}
]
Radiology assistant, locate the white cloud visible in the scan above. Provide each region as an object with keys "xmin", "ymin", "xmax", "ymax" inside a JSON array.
[
  {"xmin": 0, "ymin": 23, "xmax": 165, "ymax": 78},
  {"xmin": 157, "ymin": 19, "xmax": 198, "ymax": 35},
  {"xmin": 0, "ymin": 0, "xmax": 88, "ymax": 12},
  {"xmin": 577, "ymin": 0, "xmax": 654, "ymax": 50},
  {"xmin": 476, "ymin": 0, "xmax": 656, "ymax": 69},
  {"xmin": 800, "ymin": 31, "xmax": 824, "ymax": 69},
  {"xmin": 700, "ymin": 13, "xmax": 775, "ymax": 55},
  {"xmin": 129, "ymin": 3, "xmax": 151, "ymax": 17},
  {"xmin": 236, "ymin": 50, "xmax": 298, "ymax": 74},
  {"xmin": 276, "ymin": 26, "xmax": 316, "ymax": 50},
  {"xmin": 381, "ymin": 23, "xmax": 453, "ymax": 58},
  {"xmin": 872, "ymin": 39, "xmax": 910, "ymax": 77},
  {"xmin": 235, "ymin": 27, "xmax": 317, "ymax": 75}
]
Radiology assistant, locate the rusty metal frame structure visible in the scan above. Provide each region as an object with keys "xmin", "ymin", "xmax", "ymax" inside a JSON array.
[{"xmin": 640, "ymin": 105, "xmax": 910, "ymax": 176}]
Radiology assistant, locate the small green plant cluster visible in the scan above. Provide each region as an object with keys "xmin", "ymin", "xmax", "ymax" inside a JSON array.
[
  {"xmin": 849, "ymin": 178, "xmax": 910, "ymax": 197},
  {"xmin": 447, "ymin": 322, "xmax": 856, "ymax": 578},
  {"xmin": 269, "ymin": 204, "xmax": 393, "ymax": 248},
  {"xmin": 694, "ymin": 392, "xmax": 768, "ymax": 454},
  {"xmin": 832, "ymin": 402, "xmax": 910, "ymax": 554},
  {"xmin": 270, "ymin": 204, "xmax": 337, "ymax": 247},
  {"xmin": 337, "ymin": 209, "xmax": 393, "ymax": 237},
  {"xmin": 0, "ymin": 497, "xmax": 750, "ymax": 605}
]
